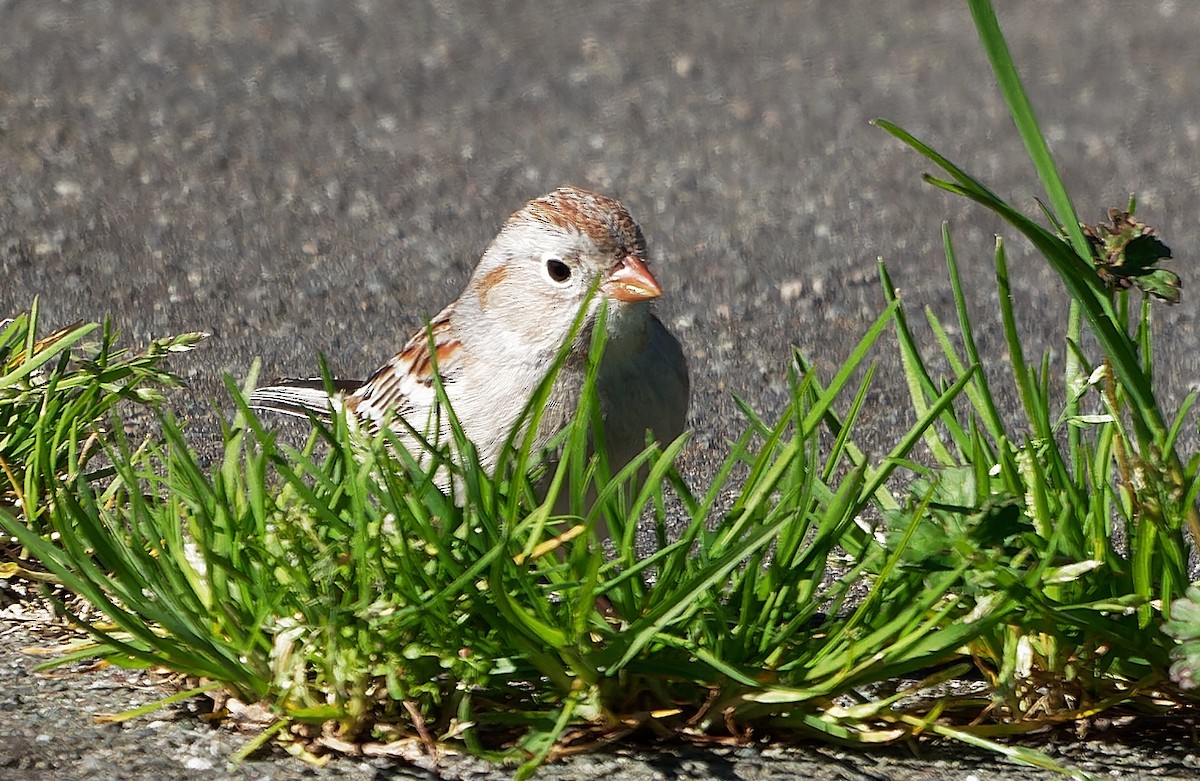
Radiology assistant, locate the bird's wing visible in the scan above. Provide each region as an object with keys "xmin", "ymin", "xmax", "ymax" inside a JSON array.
[
  {"xmin": 343, "ymin": 304, "xmax": 464, "ymax": 429},
  {"xmin": 249, "ymin": 302, "xmax": 463, "ymax": 430}
]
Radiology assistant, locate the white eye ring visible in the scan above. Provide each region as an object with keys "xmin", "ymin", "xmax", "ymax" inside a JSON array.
[{"xmin": 545, "ymin": 258, "xmax": 572, "ymax": 283}]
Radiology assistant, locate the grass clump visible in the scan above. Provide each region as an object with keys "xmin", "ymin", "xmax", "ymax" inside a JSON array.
[
  {"xmin": 2, "ymin": 2, "xmax": 1199, "ymax": 778},
  {"xmin": 0, "ymin": 299, "xmax": 205, "ymax": 538},
  {"xmin": 1, "ymin": 300, "xmax": 1024, "ymax": 775},
  {"xmin": 869, "ymin": 0, "xmax": 1200, "ymax": 725}
]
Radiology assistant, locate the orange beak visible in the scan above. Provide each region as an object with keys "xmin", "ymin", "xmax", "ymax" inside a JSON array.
[{"xmin": 602, "ymin": 255, "xmax": 663, "ymax": 303}]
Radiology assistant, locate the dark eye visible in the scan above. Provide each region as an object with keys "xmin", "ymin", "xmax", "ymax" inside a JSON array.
[{"xmin": 546, "ymin": 258, "xmax": 572, "ymax": 283}]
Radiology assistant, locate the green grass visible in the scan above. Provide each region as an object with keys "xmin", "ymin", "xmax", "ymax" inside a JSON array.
[
  {"xmin": 3, "ymin": 3, "xmax": 1200, "ymax": 779},
  {"xmin": 0, "ymin": 300, "xmax": 205, "ymax": 538},
  {"xmin": 2, "ymin": 302, "xmax": 1024, "ymax": 773}
]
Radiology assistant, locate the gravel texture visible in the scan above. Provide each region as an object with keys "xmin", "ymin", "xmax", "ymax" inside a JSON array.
[{"xmin": 3, "ymin": 1, "xmax": 1200, "ymax": 778}]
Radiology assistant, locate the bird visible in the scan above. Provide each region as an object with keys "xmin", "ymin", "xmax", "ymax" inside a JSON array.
[{"xmin": 249, "ymin": 186, "xmax": 689, "ymax": 496}]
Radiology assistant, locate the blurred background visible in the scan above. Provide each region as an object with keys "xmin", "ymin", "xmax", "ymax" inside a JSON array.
[{"xmin": 2, "ymin": 0, "xmax": 1198, "ymax": 477}]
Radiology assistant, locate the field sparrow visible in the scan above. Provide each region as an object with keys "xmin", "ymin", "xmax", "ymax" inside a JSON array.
[{"xmin": 249, "ymin": 186, "xmax": 689, "ymax": 492}]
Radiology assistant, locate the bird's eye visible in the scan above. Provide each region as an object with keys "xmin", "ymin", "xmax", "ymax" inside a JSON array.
[{"xmin": 546, "ymin": 258, "xmax": 572, "ymax": 283}]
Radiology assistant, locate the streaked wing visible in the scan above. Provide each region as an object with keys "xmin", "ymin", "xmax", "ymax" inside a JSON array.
[{"xmin": 345, "ymin": 304, "xmax": 464, "ymax": 427}]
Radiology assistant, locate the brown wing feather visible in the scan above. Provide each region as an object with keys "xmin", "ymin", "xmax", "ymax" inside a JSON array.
[{"xmin": 346, "ymin": 306, "xmax": 463, "ymax": 425}]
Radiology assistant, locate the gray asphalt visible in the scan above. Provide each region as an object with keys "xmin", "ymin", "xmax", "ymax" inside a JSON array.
[{"xmin": 3, "ymin": 1, "xmax": 1200, "ymax": 778}]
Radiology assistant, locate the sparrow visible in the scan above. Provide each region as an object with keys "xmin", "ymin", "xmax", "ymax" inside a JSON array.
[{"xmin": 249, "ymin": 186, "xmax": 689, "ymax": 494}]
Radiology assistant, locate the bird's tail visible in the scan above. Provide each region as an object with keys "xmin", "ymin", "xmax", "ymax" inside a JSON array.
[{"xmin": 248, "ymin": 377, "xmax": 362, "ymax": 421}]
